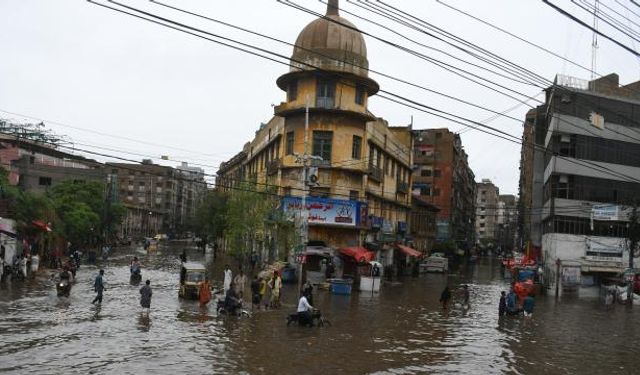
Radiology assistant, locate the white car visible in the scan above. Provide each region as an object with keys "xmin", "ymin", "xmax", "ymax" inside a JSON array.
[{"xmin": 421, "ymin": 252, "xmax": 449, "ymax": 273}]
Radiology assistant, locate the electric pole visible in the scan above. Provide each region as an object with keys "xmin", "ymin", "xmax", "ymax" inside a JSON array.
[{"xmin": 627, "ymin": 202, "xmax": 639, "ymax": 305}]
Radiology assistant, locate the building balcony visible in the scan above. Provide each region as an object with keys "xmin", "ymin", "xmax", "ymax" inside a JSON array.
[
  {"xmin": 397, "ymin": 180, "xmax": 409, "ymax": 194},
  {"xmin": 368, "ymin": 164, "xmax": 383, "ymax": 182},
  {"xmin": 311, "ymin": 158, "xmax": 331, "ymax": 168},
  {"xmin": 266, "ymin": 159, "xmax": 282, "ymax": 176}
]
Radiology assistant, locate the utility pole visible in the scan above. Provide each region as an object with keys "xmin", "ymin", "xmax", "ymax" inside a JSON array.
[
  {"xmin": 627, "ymin": 203, "xmax": 639, "ymax": 305},
  {"xmin": 295, "ymin": 96, "xmax": 322, "ymax": 294},
  {"xmin": 296, "ymin": 97, "xmax": 311, "ymax": 295}
]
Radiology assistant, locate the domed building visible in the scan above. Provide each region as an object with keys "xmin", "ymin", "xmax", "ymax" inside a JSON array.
[{"xmin": 218, "ymin": 0, "xmax": 418, "ymax": 268}]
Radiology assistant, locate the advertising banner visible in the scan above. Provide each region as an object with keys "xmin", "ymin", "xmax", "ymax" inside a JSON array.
[
  {"xmin": 282, "ymin": 196, "xmax": 364, "ymax": 227},
  {"xmin": 592, "ymin": 205, "xmax": 619, "ymax": 221}
]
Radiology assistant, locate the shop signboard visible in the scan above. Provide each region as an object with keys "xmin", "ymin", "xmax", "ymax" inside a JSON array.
[
  {"xmin": 592, "ymin": 205, "xmax": 619, "ymax": 221},
  {"xmin": 282, "ymin": 196, "xmax": 363, "ymax": 227}
]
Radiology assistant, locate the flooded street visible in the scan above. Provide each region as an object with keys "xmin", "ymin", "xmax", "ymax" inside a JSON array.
[{"xmin": 1, "ymin": 242, "xmax": 639, "ymax": 375}]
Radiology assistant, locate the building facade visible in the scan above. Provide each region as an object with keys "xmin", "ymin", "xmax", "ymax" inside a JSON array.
[
  {"xmin": 108, "ymin": 160, "xmax": 178, "ymax": 238},
  {"xmin": 217, "ymin": 0, "xmax": 414, "ymax": 264},
  {"xmin": 175, "ymin": 162, "xmax": 207, "ymax": 231},
  {"xmin": 520, "ymin": 73, "xmax": 640, "ymax": 295},
  {"xmin": 497, "ymin": 194, "xmax": 518, "ymax": 252},
  {"xmin": 475, "ymin": 179, "xmax": 499, "ymax": 244},
  {"xmin": 412, "ymin": 128, "xmax": 476, "ymax": 249},
  {"xmin": 409, "ymin": 194, "xmax": 440, "ymax": 255},
  {"xmin": 0, "ymin": 134, "xmax": 105, "ymax": 194}
]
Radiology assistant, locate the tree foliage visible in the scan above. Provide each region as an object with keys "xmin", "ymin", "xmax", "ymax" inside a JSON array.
[
  {"xmin": 47, "ymin": 180, "xmax": 125, "ymax": 245},
  {"xmin": 191, "ymin": 189, "xmax": 228, "ymax": 241},
  {"xmin": 224, "ymin": 183, "xmax": 278, "ymax": 259}
]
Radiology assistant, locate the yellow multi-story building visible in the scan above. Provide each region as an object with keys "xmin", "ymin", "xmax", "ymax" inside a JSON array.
[{"xmin": 217, "ymin": 0, "xmax": 412, "ymax": 257}]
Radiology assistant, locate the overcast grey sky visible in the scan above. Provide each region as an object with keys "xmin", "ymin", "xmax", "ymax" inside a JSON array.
[{"xmin": 1, "ymin": 0, "xmax": 639, "ymax": 194}]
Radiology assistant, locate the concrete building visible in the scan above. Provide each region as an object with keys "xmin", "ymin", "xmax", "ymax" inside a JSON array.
[
  {"xmin": 0, "ymin": 134, "xmax": 105, "ymax": 194},
  {"xmin": 175, "ymin": 162, "xmax": 207, "ymax": 231},
  {"xmin": 409, "ymin": 194, "xmax": 440, "ymax": 255},
  {"xmin": 475, "ymin": 179, "xmax": 499, "ymax": 244},
  {"xmin": 217, "ymin": 0, "xmax": 414, "ymax": 264},
  {"xmin": 412, "ymin": 128, "xmax": 476, "ymax": 249},
  {"xmin": 520, "ymin": 73, "xmax": 640, "ymax": 296},
  {"xmin": 497, "ymin": 194, "xmax": 518, "ymax": 252},
  {"xmin": 108, "ymin": 160, "xmax": 178, "ymax": 238}
]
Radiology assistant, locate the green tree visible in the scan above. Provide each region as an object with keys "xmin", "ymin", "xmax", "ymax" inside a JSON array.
[
  {"xmin": 224, "ymin": 183, "xmax": 278, "ymax": 261},
  {"xmin": 48, "ymin": 180, "xmax": 125, "ymax": 245},
  {"xmin": 192, "ymin": 189, "xmax": 228, "ymax": 243}
]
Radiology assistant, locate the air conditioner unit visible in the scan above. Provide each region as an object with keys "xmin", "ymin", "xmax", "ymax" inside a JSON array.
[
  {"xmin": 306, "ymin": 166, "xmax": 319, "ymax": 186},
  {"xmin": 559, "ymin": 174, "xmax": 568, "ymax": 184},
  {"xmin": 560, "ymin": 134, "xmax": 571, "ymax": 143}
]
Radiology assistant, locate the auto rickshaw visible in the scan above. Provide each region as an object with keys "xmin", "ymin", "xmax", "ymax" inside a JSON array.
[{"xmin": 179, "ymin": 262, "xmax": 206, "ymax": 299}]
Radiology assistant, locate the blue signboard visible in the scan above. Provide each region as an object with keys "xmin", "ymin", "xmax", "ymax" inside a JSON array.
[{"xmin": 282, "ymin": 196, "xmax": 366, "ymax": 227}]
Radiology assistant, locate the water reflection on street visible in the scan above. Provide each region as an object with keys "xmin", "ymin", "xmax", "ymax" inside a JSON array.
[{"xmin": 1, "ymin": 242, "xmax": 639, "ymax": 374}]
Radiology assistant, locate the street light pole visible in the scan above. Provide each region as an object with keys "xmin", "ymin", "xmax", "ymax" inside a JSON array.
[{"xmin": 296, "ymin": 97, "xmax": 310, "ymax": 295}]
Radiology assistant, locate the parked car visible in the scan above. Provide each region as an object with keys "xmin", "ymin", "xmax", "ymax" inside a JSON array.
[{"xmin": 421, "ymin": 252, "xmax": 448, "ymax": 273}]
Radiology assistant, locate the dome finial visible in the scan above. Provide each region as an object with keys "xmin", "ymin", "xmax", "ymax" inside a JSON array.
[{"xmin": 327, "ymin": 0, "xmax": 339, "ymax": 16}]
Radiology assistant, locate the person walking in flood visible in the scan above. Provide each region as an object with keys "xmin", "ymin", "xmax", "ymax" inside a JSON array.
[
  {"xmin": 199, "ymin": 277, "xmax": 212, "ymax": 307},
  {"xmin": 251, "ymin": 275, "xmax": 261, "ymax": 310},
  {"xmin": 140, "ymin": 279, "xmax": 152, "ymax": 315},
  {"xmin": 270, "ymin": 271, "xmax": 282, "ymax": 308},
  {"xmin": 233, "ymin": 269, "xmax": 247, "ymax": 300},
  {"xmin": 523, "ymin": 293, "xmax": 535, "ymax": 317},
  {"xmin": 223, "ymin": 265, "xmax": 232, "ymax": 294},
  {"xmin": 92, "ymin": 269, "xmax": 106, "ymax": 304},
  {"xmin": 499, "ymin": 291, "xmax": 507, "ymax": 316},
  {"xmin": 440, "ymin": 285, "xmax": 451, "ymax": 310}
]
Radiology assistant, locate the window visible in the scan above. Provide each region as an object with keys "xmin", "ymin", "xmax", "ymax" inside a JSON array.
[
  {"xmin": 435, "ymin": 132, "xmax": 442, "ymax": 139},
  {"xmin": 433, "ymin": 188, "xmax": 441, "ymax": 196},
  {"xmin": 421, "ymin": 169, "xmax": 432, "ymax": 177},
  {"xmin": 480, "ymin": 223, "xmax": 485, "ymax": 228},
  {"xmin": 310, "ymin": 187, "xmax": 330, "ymax": 198},
  {"xmin": 288, "ymin": 80, "xmax": 298, "ymax": 101},
  {"xmin": 355, "ymin": 85, "xmax": 365, "ymax": 105},
  {"xmin": 434, "ymin": 169, "xmax": 442, "ymax": 177},
  {"xmin": 38, "ymin": 177, "xmax": 52, "ymax": 186},
  {"xmin": 349, "ymin": 190, "xmax": 359, "ymax": 201},
  {"xmin": 139, "ymin": 181, "xmax": 145, "ymax": 186},
  {"xmin": 351, "ymin": 135, "xmax": 362, "ymax": 159},
  {"xmin": 312, "ymin": 131, "xmax": 333, "ymax": 161},
  {"xmin": 316, "ymin": 78, "xmax": 336, "ymax": 108},
  {"xmin": 420, "ymin": 187, "xmax": 431, "ymax": 196},
  {"xmin": 286, "ymin": 131, "xmax": 294, "ymax": 155}
]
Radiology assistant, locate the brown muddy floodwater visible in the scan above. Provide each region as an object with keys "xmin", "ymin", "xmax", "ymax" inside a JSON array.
[{"xmin": 1, "ymin": 242, "xmax": 639, "ymax": 374}]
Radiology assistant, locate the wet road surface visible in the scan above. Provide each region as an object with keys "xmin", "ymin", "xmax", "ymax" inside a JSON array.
[{"xmin": 1, "ymin": 242, "xmax": 639, "ymax": 374}]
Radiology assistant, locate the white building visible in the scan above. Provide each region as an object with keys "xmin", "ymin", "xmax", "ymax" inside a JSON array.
[{"xmin": 539, "ymin": 74, "xmax": 640, "ymax": 296}]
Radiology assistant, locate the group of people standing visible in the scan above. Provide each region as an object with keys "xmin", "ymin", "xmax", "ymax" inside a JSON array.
[{"xmin": 498, "ymin": 288, "xmax": 535, "ymax": 317}]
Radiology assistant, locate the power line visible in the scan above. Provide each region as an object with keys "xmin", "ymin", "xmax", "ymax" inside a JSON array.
[
  {"xmin": 542, "ymin": 0, "xmax": 640, "ymax": 57},
  {"xmin": 89, "ymin": 0, "xmax": 640, "ymax": 185}
]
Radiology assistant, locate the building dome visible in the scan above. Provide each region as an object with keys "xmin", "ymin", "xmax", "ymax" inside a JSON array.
[
  {"xmin": 290, "ymin": 0, "xmax": 369, "ymax": 77},
  {"xmin": 277, "ymin": 0, "xmax": 377, "ymax": 94}
]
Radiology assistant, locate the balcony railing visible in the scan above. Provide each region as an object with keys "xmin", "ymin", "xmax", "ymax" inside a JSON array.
[
  {"xmin": 311, "ymin": 158, "xmax": 331, "ymax": 167},
  {"xmin": 397, "ymin": 180, "xmax": 409, "ymax": 193},
  {"xmin": 316, "ymin": 97, "xmax": 335, "ymax": 109},
  {"xmin": 368, "ymin": 164, "xmax": 383, "ymax": 182},
  {"xmin": 266, "ymin": 159, "xmax": 282, "ymax": 176}
]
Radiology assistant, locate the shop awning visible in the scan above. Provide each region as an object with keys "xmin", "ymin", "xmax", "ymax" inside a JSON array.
[
  {"xmin": 339, "ymin": 247, "xmax": 376, "ymax": 263},
  {"xmin": 396, "ymin": 244, "xmax": 423, "ymax": 258},
  {"xmin": 32, "ymin": 220, "xmax": 52, "ymax": 232}
]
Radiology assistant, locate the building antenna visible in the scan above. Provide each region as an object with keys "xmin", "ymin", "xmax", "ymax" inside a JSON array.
[{"xmin": 591, "ymin": 0, "xmax": 599, "ymax": 80}]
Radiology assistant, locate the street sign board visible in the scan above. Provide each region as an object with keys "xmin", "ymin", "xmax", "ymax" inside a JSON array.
[{"xmin": 592, "ymin": 205, "xmax": 619, "ymax": 221}]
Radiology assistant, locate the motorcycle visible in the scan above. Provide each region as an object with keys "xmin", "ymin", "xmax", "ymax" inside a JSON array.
[
  {"xmin": 56, "ymin": 279, "xmax": 71, "ymax": 297},
  {"xmin": 216, "ymin": 299, "xmax": 251, "ymax": 317}
]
